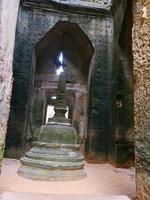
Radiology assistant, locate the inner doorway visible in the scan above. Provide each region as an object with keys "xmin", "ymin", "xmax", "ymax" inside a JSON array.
[{"xmin": 30, "ymin": 21, "xmax": 94, "ymax": 153}]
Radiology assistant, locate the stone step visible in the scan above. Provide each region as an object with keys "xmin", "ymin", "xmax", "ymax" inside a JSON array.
[
  {"xmin": 21, "ymin": 157, "xmax": 85, "ymax": 169},
  {"xmin": 26, "ymin": 151, "xmax": 84, "ymax": 162},
  {"xmin": 0, "ymin": 192, "xmax": 131, "ymax": 200},
  {"xmin": 33, "ymin": 142, "xmax": 80, "ymax": 149},
  {"xmin": 18, "ymin": 164, "xmax": 86, "ymax": 181},
  {"xmin": 30, "ymin": 146, "xmax": 80, "ymax": 156}
]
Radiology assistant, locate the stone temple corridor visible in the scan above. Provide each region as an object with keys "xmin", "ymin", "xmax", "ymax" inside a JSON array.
[{"xmin": 0, "ymin": 0, "xmax": 150, "ymax": 200}]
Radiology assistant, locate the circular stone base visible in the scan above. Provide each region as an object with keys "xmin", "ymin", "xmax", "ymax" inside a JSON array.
[{"xmin": 18, "ymin": 165, "xmax": 87, "ymax": 181}]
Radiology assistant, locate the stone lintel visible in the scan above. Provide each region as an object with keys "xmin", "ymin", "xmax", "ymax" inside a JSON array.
[{"xmin": 22, "ymin": 0, "xmax": 111, "ymax": 16}]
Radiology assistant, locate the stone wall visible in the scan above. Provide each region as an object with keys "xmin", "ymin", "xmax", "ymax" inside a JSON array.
[
  {"xmin": 5, "ymin": 0, "xmax": 134, "ymax": 166},
  {"xmin": 0, "ymin": 0, "xmax": 20, "ymax": 170},
  {"xmin": 109, "ymin": 0, "xmax": 134, "ymax": 167},
  {"xmin": 5, "ymin": 1, "xmax": 112, "ymax": 160},
  {"xmin": 133, "ymin": 0, "xmax": 150, "ymax": 199}
]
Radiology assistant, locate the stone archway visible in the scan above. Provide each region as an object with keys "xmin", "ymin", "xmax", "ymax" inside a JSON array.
[
  {"xmin": 0, "ymin": 0, "xmax": 150, "ymax": 199},
  {"xmin": 5, "ymin": 0, "xmax": 134, "ymax": 167},
  {"xmin": 30, "ymin": 21, "xmax": 94, "ymax": 154}
]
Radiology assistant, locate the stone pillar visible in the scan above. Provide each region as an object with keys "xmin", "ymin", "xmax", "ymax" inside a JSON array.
[
  {"xmin": 0, "ymin": 0, "xmax": 20, "ymax": 171},
  {"xmin": 133, "ymin": 1, "xmax": 150, "ymax": 199}
]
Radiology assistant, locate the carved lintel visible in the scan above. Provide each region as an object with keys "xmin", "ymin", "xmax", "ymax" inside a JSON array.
[{"xmin": 22, "ymin": 0, "xmax": 112, "ymax": 16}]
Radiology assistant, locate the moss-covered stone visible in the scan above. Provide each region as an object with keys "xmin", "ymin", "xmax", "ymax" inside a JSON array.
[
  {"xmin": 39, "ymin": 124, "xmax": 77, "ymax": 144},
  {"xmin": 18, "ymin": 121, "xmax": 86, "ymax": 181}
]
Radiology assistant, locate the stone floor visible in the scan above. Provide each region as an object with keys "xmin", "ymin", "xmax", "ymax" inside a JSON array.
[
  {"xmin": 0, "ymin": 159, "xmax": 135, "ymax": 200},
  {"xmin": 0, "ymin": 192, "xmax": 132, "ymax": 200}
]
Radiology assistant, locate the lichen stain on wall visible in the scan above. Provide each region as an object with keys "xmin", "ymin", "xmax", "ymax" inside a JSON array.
[
  {"xmin": 0, "ymin": 0, "xmax": 20, "ymax": 170},
  {"xmin": 133, "ymin": 0, "xmax": 150, "ymax": 199}
]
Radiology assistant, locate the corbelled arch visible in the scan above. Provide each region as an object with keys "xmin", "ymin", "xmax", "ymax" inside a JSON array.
[
  {"xmin": 35, "ymin": 21, "xmax": 94, "ymax": 82},
  {"xmin": 31, "ymin": 21, "xmax": 94, "ymax": 154}
]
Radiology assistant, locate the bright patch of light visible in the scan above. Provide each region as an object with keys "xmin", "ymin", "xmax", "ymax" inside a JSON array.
[
  {"xmin": 59, "ymin": 52, "xmax": 63, "ymax": 64},
  {"xmin": 51, "ymin": 96, "xmax": 57, "ymax": 100},
  {"xmin": 46, "ymin": 105, "xmax": 55, "ymax": 123},
  {"xmin": 56, "ymin": 65, "xmax": 64, "ymax": 76},
  {"xmin": 56, "ymin": 52, "xmax": 64, "ymax": 76},
  {"xmin": 65, "ymin": 107, "xmax": 69, "ymax": 119}
]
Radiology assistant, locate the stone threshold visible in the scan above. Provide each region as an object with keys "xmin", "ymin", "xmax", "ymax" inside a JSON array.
[{"xmin": 0, "ymin": 192, "xmax": 131, "ymax": 200}]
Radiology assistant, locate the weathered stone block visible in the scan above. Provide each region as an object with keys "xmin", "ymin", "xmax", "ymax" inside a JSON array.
[{"xmin": 0, "ymin": 0, "xmax": 20, "ymax": 170}]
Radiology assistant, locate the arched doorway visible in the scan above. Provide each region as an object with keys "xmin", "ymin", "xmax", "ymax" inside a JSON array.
[{"xmin": 30, "ymin": 21, "xmax": 94, "ymax": 154}]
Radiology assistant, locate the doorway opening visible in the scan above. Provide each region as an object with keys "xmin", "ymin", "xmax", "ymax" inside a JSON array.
[{"xmin": 30, "ymin": 21, "xmax": 94, "ymax": 153}]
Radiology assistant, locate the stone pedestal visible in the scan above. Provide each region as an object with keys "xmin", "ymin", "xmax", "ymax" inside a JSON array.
[
  {"xmin": 18, "ymin": 70, "xmax": 86, "ymax": 181},
  {"xmin": 18, "ymin": 121, "xmax": 86, "ymax": 181}
]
